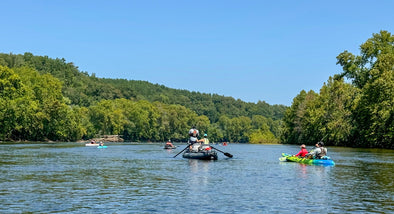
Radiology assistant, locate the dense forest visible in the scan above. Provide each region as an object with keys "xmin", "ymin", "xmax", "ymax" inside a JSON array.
[
  {"xmin": 1, "ymin": 31, "xmax": 392, "ymax": 148},
  {"xmin": 0, "ymin": 52, "xmax": 285, "ymax": 143},
  {"xmin": 281, "ymin": 31, "xmax": 393, "ymax": 149}
]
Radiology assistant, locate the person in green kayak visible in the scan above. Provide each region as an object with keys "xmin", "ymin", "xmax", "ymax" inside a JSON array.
[
  {"xmin": 306, "ymin": 142, "xmax": 327, "ymax": 159},
  {"xmin": 294, "ymin": 144, "xmax": 308, "ymax": 157},
  {"xmin": 310, "ymin": 143, "xmax": 319, "ymax": 152}
]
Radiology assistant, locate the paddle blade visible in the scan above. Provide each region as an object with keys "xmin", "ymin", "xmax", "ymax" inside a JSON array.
[
  {"xmin": 224, "ymin": 152, "xmax": 233, "ymax": 158},
  {"xmin": 210, "ymin": 146, "xmax": 233, "ymax": 158}
]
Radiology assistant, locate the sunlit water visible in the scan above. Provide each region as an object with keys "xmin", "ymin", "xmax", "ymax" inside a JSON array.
[{"xmin": 0, "ymin": 143, "xmax": 393, "ymax": 213}]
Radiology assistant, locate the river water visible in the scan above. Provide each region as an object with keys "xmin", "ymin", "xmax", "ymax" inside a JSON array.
[{"xmin": 0, "ymin": 143, "xmax": 392, "ymax": 213}]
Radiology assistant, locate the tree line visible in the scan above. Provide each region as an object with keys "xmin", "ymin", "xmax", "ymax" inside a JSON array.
[
  {"xmin": 281, "ymin": 31, "xmax": 393, "ymax": 149},
  {"xmin": 1, "ymin": 31, "xmax": 392, "ymax": 148},
  {"xmin": 0, "ymin": 54, "xmax": 284, "ymax": 143}
]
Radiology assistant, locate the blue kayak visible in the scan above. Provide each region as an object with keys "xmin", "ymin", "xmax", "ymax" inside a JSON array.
[{"xmin": 97, "ymin": 146, "xmax": 107, "ymax": 149}]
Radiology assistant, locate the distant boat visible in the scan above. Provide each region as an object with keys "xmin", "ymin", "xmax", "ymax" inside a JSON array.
[
  {"xmin": 85, "ymin": 143, "xmax": 99, "ymax": 147},
  {"xmin": 164, "ymin": 144, "xmax": 176, "ymax": 149},
  {"xmin": 164, "ymin": 141, "xmax": 176, "ymax": 149}
]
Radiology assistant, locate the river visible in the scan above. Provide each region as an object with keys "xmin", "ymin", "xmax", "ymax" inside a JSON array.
[{"xmin": 0, "ymin": 143, "xmax": 393, "ymax": 213}]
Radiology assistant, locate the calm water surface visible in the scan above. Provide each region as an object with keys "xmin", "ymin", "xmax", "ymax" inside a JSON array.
[{"xmin": 0, "ymin": 143, "xmax": 393, "ymax": 213}]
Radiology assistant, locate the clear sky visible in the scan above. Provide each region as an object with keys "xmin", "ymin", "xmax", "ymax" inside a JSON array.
[{"xmin": 1, "ymin": 0, "xmax": 393, "ymax": 105}]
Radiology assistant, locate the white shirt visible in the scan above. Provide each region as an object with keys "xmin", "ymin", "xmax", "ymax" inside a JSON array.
[{"xmin": 188, "ymin": 128, "xmax": 199, "ymax": 142}]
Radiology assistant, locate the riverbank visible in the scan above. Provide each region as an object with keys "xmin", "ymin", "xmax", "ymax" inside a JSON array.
[{"xmin": 79, "ymin": 135, "xmax": 124, "ymax": 143}]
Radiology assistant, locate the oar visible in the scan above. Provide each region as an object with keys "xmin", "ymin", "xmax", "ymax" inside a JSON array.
[
  {"xmin": 210, "ymin": 146, "xmax": 233, "ymax": 158},
  {"xmin": 319, "ymin": 134, "xmax": 328, "ymax": 142},
  {"xmin": 173, "ymin": 145, "xmax": 189, "ymax": 158}
]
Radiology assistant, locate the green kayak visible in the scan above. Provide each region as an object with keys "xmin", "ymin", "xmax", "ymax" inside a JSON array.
[{"xmin": 280, "ymin": 153, "xmax": 335, "ymax": 166}]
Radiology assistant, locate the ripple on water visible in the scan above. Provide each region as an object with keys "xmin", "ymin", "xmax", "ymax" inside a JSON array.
[{"xmin": 0, "ymin": 143, "xmax": 393, "ymax": 213}]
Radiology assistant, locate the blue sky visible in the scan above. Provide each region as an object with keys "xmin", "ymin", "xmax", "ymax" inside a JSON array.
[{"xmin": 1, "ymin": 0, "xmax": 393, "ymax": 105}]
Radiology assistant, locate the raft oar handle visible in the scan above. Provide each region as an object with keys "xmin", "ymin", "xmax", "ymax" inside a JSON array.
[
  {"xmin": 210, "ymin": 146, "xmax": 233, "ymax": 158},
  {"xmin": 173, "ymin": 145, "xmax": 189, "ymax": 158}
]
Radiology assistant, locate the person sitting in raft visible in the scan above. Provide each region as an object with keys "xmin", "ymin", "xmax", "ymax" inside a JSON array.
[
  {"xmin": 99, "ymin": 141, "xmax": 104, "ymax": 146},
  {"xmin": 306, "ymin": 142, "xmax": 327, "ymax": 159},
  {"xmin": 188, "ymin": 126, "xmax": 200, "ymax": 152},
  {"xmin": 165, "ymin": 140, "xmax": 174, "ymax": 147},
  {"xmin": 294, "ymin": 144, "xmax": 308, "ymax": 157},
  {"xmin": 198, "ymin": 133, "xmax": 211, "ymax": 151}
]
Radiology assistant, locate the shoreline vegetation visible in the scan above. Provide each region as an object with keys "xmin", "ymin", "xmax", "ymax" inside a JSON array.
[
  {"xmin": 0, "ymin": 140, "xmax": 281, "ymax": 145},
  {"xmin": 84, "ymin": 135, "xmax": 124, "ymax": 143},
  {"xmin": 0, "ymin": 54, "xmax": 285, "ymax": 145},
  {"xmin": 280, "ymin": 31, "xmax": 393, "ymax": 149},
  {"xmin": 0, "ymin": 31, "xmax": 392, "ymax": 149}
]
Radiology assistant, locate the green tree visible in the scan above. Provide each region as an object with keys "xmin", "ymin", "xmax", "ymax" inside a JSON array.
[
  {"xmin": 89, "ymin": 99, "xmax": 129, "ymax": 137},
  {"xmin": 227, "ymin": 116, "xmax": 252, "ymax": 143},
  {"xmin": 249, "ymin": 115, "xmax": 280, "ymax": 144},
  {"xmin": 166, "ymin": 104, "xmax": 198, "ymax": 141},
  {"xmin": 336, "ymin": 30, "xmax": 393, "ymax": 148},
  {"xmin": 206, "ymin": 123, "xmax": 224, "ymax": 143},
  {"xmin": 249, "ymin": 123, "xmax": 278, "ymax": 144},
  {"xmin": 217, "ymin": 115, "xmax": 231, "ymax": 142},
  {"xmin": 129, "ymin": 100, "xmax": 160, "ymax": 141},
  {"xmin": 1, "ymin": 52, "xmax": 287, "ymax": 143},
  {"xmin": 318, "ymin": 77, "xmax": 357, "ymax": 146},
  {"xmin": 281, "ymin": 90, "xmax": 319, "ymax": 144},
  {"xmin": 0, "ymin": 66, "xmax": 28, "ymax": 139}
]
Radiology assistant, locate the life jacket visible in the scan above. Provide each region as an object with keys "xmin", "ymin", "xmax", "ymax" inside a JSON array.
[
  {"xmin": 200, "ymin": 138, "xmax": 210, "ymax": 151},
  {"xmin": 299, "ymin": 148, "xmax": 308, "ymax": 157},
  {"xmin": 316, "ymin": 147, "xmax": 327, "ymax": 159}
]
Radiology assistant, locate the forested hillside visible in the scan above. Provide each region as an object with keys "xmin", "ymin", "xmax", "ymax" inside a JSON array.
[
  {"xmin": 0, "ymin": 52, "xmax": 285, "ymax": 143},
  {"xmin": 281, "ymin": 31, "xmax": 393, "ymax": 149},
  {"xmin": 2, "ymin": 31, "xmax": 391, "ymax": 148}
]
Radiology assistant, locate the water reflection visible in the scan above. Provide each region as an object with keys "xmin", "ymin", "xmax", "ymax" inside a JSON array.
[{"xmin": 188, "ymin": 159, "xmax": 211, "ymax": 187}]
